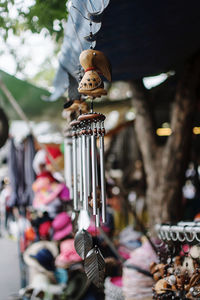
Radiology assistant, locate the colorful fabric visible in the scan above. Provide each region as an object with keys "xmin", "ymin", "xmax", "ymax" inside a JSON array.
[
  {"xmin": 52, "ymin": 212, "xmax": 73, "ymax": 241},
  {"xmin": 45, "ymin": 146, "xmax": 62, "ymax": 165},
  {"xmin": 32, "ymin": 177, "xmax": 64, "ymax": 208},
  {"xmin": 122, "ymin": 242, "xmax": 157, "ymax": 300},
  {"xmin": 55, "ymin": 239, "xmax": 82, "ymax": 268},
  {"xmin": 39, "ymin": 221, "xmax": 52, "ymax": 238}
]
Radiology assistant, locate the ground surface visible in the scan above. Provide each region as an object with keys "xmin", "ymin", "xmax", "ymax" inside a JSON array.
[{"xmin": 0, "ymin": 238, "xmax": 20, "ymax": 300}]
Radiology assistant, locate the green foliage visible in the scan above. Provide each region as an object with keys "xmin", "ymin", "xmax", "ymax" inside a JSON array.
[
  {"xmin": 0, "ymin": 0, "xmax": 17, "ymax": 40},
  {"xmin": 0, "ymin": 0, "xmax": 68, "ymax": 41},
  {"xmin": 21, "ymin": 0, "xmax": 68, "ymax": 41}
]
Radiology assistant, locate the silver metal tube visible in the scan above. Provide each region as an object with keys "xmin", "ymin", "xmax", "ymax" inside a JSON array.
[
  {"xmin": 99, "ymin": 135, "xmax": 106, "ymax": 223},
  {"xmin": 95, "ymin": 141, "xmax": 98, "ymax": 187},
  {"xmin": 96, "ymin": 208, "xmax": 100, "ymax": 227},
  {"xmin": 86, "ymin": 136, "xmax": 91, "ymax": 196},
  {"xmin": 82, "ymin": 135, "xmax": 88, "ymax": 210},
  {"xmin": 64, "ymin": 138, "xmax": 73, "ymax": 199},
  {"xmin": 78, "ymin": 136, "xmax": 83, "ymax": 203},
  {"xmin": 91, "ymin": 134, "xmax": 97, "ymax": 215},
  {"xmin": 72, "ymin": 136, "xmax": 78, "ymax": 210}
]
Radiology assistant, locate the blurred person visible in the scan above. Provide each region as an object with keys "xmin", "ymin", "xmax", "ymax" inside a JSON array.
[{"xmin": 0, "ymin": 177, "xmax": 12, "ymax": 236}]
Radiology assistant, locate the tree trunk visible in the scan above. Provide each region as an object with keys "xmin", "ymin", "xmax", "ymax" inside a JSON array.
[{"xmin": 130, "ymin": 55, "xmax": 200, "ymax": 230}]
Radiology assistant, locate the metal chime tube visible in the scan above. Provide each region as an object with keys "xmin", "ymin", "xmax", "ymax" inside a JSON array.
[
  {"xmin": 72, "ymin": 134, "xmax": 78, "ymax": 210},
  {"xmin": 86, "ymin": 135, "xmax": 91, "ymax": 196},
  {"xmin": 95, "ymin": 125, "xmax": 100, "ymax": 226},
  {"xmin": 78, "ymin": 135, "xmax": 83, "ymax": 203},
  {"xmin": 96, "ymin": 209, "xmax": 100, "ymax": 227},
  {"xmin": 91, "ymin": 124, "xmax": 97, "ymax": 215},
  {"xmin": 95, "ymin": 141, "xmax": 98, "ymax": 187},
  {"xmin": 99, "ymin": 132, "xmax": 106, "ymax": 223},
  {"xmin": 82, "ymin": 134, "xmax": 88, "ymax": 210},
  {"xmin": 77, "ymin": 113, "xmax": 106, "ymax": 228},
  {"xmin": 64, "ymin": 137, "xmax": 73, "ymax": 198}
]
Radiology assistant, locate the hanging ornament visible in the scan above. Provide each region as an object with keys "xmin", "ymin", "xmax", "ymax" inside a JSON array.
[
  {"xmin": 84, "ymin": 245, "xmax": 105, "ymax": 287},
  {"xmin": 78, "ymin": 49, "xmax": 112, "ymax": 98},
  {"xmin": 74, "ymin": 229, "xmax": 93, "ymax": 259}
]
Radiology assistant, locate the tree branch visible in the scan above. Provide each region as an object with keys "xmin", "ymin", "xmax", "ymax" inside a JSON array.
[
  {"xmin": 162, "ymin": 55, "xmax": 200, "ymax": 173},
  {"xmin": 130, "ymin": 79, "xmax": 157, "ymax": 176}
]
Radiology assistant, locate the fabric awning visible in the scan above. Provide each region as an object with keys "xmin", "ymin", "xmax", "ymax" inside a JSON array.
[{"xmin": 0, "ymin": 70, "xmax": 63, "ymax": 121}]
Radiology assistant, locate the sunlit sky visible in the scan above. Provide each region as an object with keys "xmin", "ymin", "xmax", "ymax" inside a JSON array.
[
  {"xmin": 0, "ymin": 32, "xmax": 57, "ymax": 80},
  {"xmin": 0, "ymin": 0, "xmax": 58, "ymax": 83}
]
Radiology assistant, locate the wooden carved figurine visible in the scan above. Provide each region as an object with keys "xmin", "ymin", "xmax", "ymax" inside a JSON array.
[{"xmin": 78, "ymin": 49, "xmax": 112, "ymax": 98}]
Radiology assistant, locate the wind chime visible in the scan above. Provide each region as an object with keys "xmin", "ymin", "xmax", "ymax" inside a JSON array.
[
  {"xmin": 71, "ymin": 48, "xmax": 111, "ymax": 287},
  {"xmin": 71, "ymin": 47, "xmax": 111, "ymax": 224},
  {"xmin": 64, "ymin": 0, "xmax": 112, "ymax": 287}
]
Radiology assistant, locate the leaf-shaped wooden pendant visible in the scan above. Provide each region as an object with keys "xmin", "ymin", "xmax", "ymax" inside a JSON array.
[
  {"xmin": 84, "ymin": 245, "xmax": 105, "ymax": 287},
  {"xmin": 74, "ymin": 229, "xmax": 93, "ymax": 259}
]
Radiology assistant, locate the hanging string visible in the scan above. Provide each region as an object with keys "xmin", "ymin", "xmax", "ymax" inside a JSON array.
[
  {"xmin": 89, "ymin": 21, "xmax": 93, "ymax": 49},
  {"xmin": 70, "ymin": 4, "xmax": 90, "ymax": 21},
  {"xmin": 91, "ymin": 99, "xmax": 94, "ymax": 113}
]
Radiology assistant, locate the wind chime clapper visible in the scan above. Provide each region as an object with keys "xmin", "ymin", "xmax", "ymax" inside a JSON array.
[{"xmin": 70, "ymin": 111, "xmax": 107, "ymax": 226}]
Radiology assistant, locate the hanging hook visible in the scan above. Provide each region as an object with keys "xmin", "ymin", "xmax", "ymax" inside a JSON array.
[
  {"xmin": 183, "ymin": 226, "xmax": 195, "ymax": 243},
  {"xmin": 166, "ymin": 229, "xmax": 172, "ymax": 242},
  {"xmin": 194, "ymin": 228, "xmax": 200, "ymax": 243},
  {"xmin": 170, "ymin": 227, "xmax": 178, "ymax": 242},
  {"xmin": 177, "ymin": 227, "xmax": 186, "ymax": 242}
]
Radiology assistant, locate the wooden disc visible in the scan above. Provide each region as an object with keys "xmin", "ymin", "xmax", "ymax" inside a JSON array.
[
  {"xmin": 70, "ymin": 120, "xmax": 80, "ymax": 127},
  {"xmin": 78, "ymin": 113, "xmax": 105, "ymax": 122}
]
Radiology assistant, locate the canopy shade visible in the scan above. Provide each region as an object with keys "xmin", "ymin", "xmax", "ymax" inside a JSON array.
[
  {"xmin": 0, "ymin": 70, "xmax": 63, "ymax": 121},
  {"xmin": 97, "ymin": 0, "xmax": 200, "ymax": 79},
  {"xmin": 51, "ymin": 0, "xmax": 200, "ymax": 100}
]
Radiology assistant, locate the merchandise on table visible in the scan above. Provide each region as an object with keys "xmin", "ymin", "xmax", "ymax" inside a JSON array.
[
  {"xmin": 23, "ymin": 240, "xmax": 58, "ymax": 282},
  {"xmin": 123, "ymin": 241, "xmax": 157, "ymax": 300},
  {"xmin": 52, "ymin": 211, "xmax": 73, "ymax": 240},
  {"xmin": 19, "ymin": 273, "xmax": 64, "ymax": 299},
  {"xmin": 152, "ymin": 222, "xmax": 200, "ymax": 299},
  {"xmin": 104, "ymin": 276, "xmax": 124, "ymax": 300},
  {"xmin": 55, "ymin": 239, "xmax": 82, "ymax": 268}
]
